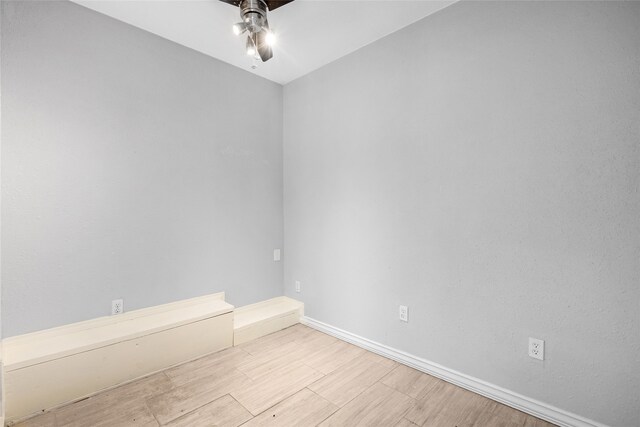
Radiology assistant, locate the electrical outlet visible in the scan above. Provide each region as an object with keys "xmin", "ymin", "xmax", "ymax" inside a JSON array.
[
  {"xmin": 295, "ymin": 281, "xmax": 301, "ymax": 293},
  {"xmin": 273, "ymin": 249, "xmax": 281, "ymax": 262},
  {"xmin": 399, "ymin": 305, "xmax": 408, "ymax": 322},
  {"xmin": 528, "ymin": 337, "xmax": 544, "ymax": 360},
  {"xmin": 111, "ymin": 299, "xmax": 124, "ymax": 315}
]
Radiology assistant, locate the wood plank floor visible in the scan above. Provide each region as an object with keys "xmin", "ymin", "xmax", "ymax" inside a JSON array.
[{"xmin": 13, "ymin": 324, "xmax": 556, "ymax": 427}]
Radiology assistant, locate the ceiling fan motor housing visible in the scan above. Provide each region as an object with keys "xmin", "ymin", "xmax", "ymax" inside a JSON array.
[{"xmin": 240, "ymin": 0, "xmax": 268, "ymax": 33}]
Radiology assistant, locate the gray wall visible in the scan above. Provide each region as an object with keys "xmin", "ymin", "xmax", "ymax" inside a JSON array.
[
  {"xmin": 283, "ymin": 2, "xmax": 640, "ymax": 426},
  {"xmin": 1, "ymin": 0, "xmax": 284, "ymax": 336}
]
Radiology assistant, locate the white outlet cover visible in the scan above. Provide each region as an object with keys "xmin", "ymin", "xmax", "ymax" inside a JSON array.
[
  {"xmin": 399, "ymin": 305, "xmax": 408, "ymax": 322},
  {"xmin": 112, "ymin": 299, "xmax": 124, "ymax": 315},
  {"xmin": 273, "ymin": 249, "xmax": 281, "ymax": 262},
  {"xmin": 528, "ymin": 337, "xmax": 544, "ymax": 360},
  {"xmin": 295, "ymin": 281, "xmax": 301, "ymax": 293}
]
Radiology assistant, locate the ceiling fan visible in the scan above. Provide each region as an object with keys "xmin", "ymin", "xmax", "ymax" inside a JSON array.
[{"xmin": 219, "ymin": 0, "xmax": 295, "ymax": 62}]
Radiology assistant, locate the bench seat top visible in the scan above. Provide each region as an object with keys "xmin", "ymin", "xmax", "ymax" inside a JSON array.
[{"xmin": 3, "ymin": 293, "xmax": 233, "ymax": 371}]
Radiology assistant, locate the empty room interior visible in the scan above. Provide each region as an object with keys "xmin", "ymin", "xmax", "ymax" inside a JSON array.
[{"xmin": 0, "ymin": 0, "xmax": 638, "ymax": 426}]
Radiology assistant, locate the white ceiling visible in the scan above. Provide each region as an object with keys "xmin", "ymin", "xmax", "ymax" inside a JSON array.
[{"xmin": 72, "ymin": 0, "xmax": 455, "ymax": 85}]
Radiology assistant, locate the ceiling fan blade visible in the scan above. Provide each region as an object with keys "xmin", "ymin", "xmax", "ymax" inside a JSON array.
[
  {"xmin": 256, "ymin": 29, "xmax": 273, "ymax": 62},
  {"xmin": 218, "ymin": 0, "xmax": 294, "ymax": 10},
  {"xmin": 218, "ymin": 0, "xmax": 241, "ymax": 6},
  {"xmin": 265, "ymin": 0, "xmax": 294, "ymax": 11},
  {"xmin": 256, "ymin": 27, "xmax": 273, "ymax": 62}
]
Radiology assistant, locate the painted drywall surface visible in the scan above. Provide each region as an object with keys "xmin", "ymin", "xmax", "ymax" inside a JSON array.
[
  {"xmin": 283, "ymin": 2, "xmax": 640, "ymax": 426},
  {"xmin": 1, "ymin": 1, "xmax": 283, "ymax": 337}
]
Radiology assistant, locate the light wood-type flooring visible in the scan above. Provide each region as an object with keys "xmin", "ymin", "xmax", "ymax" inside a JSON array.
[{"xmin": 13, "ymin": 324, "xmax": 556, "ymax": 427}]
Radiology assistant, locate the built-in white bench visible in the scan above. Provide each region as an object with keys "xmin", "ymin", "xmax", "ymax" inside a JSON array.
[
  {"xmin": 1, "ymin": 294, "xmax": 304, "ymax": 424},
  {"xmin": 2, "ymin": 292, "xmax": 234, "ymax": 423},
  {"xmin": 233, "ymin": 296, "xmax": 304, "ymax": 345}
]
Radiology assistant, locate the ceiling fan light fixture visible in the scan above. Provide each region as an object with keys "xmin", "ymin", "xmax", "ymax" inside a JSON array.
[
  {"xmin": 265, "ymin": 30, "xmax": 276, "ymax": 46},
  {"xmin": 220, "ymin": 0, "xmax": 291, "ymax": 62},
  {"xmin": 240, "ymin": 0, "xmax": 268, "ymax": 33},
  {"xmin": 246, "ymin": 35, "xmax": 257, "ymax": 56},
  {"xmin": 232, "ymin": 22, "xmax": 247, "ymax": 36}
]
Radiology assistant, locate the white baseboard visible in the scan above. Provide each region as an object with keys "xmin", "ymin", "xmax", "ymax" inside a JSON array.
[{"xmin": 302, "ymin": 316, "xmax": 607, "ymax": 427}]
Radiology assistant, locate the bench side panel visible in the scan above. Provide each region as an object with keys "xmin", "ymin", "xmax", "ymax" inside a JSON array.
[{"xmin": 5, "ymin": 312, "xmax": 233, "ymax": 422}]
